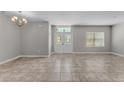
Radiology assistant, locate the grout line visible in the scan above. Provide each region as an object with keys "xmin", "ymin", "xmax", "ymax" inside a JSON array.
[
  {"xmin": 60, "ymin": 72, "xmax": 62, "ymax": 81},
  {"xmin": 57, "ymin": 72, "xmax": 61, "ymax": 82},
  {"xmin": 78, "ymin": 72, "xmax": 81, "ymax": 82},
  {"xmin": 70, "ymin": 72, "xmax": 73, "ymax": 82}
]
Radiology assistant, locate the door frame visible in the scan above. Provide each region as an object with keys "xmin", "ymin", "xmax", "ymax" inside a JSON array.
[{"xmin": 54, "ymin": 26, "xmax": 73, "ymax": 53}]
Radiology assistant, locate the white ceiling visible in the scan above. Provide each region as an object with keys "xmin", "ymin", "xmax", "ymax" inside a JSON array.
[{"xmin": 2, "ymin": 11, "xmax": 124, "ymax": 25}]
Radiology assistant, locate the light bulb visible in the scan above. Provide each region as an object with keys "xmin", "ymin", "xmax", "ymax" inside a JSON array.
[
  {"xmin": 22, "ymin": 18, "xmax": 27, "ymax": 24},
  {"xmin": 11, "ymin": 16, "xmax": 18, "ymax": 22},
  {"xmin": 11, "ymin": 17, "xmax": 15, "ymax": 22},
  {"xmin": 13, "ymin": 16, "xmax": 18, "ymax": 20}
]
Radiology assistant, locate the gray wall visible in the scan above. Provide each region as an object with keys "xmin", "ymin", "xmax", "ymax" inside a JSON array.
[
  {"xmin": 0, "ymin": 14, "xmax": 113, "ymax": 63},
  {"xmin": 0, "ymin": 15, "xmax": 20, "ymax": 62},
  {"xmin": 52, "ymin": 26, "xmax": 112, "ymax": 52},
  {"xmin": 48, "ymin": 24, "xmax": 52, "ymax": 55},
  {"xmin": 72, "ymin": 26, "xmax": 111, "ymax": 52},
  {"xmin": 21, "ymin": 22, "xmax": 49, "ymax": 55},
  {"xmin": 112, "ymin": 23, "xmax": 124, "ymax": 54}
]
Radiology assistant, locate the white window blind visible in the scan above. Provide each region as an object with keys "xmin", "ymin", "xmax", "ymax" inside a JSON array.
[{"xmin": 86, "ymin": 32, "xmax": 104, "ymax": 47}]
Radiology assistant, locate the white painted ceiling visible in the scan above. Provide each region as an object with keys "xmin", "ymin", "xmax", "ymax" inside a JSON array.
[{"xmin": 2, "ymin": 11, "xmax": 124, "ymax": 25}]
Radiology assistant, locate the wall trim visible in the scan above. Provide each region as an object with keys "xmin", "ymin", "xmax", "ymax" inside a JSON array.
[
  {"xmin": 52, "ymin": 52, "xmax": 112, "ymax": 54},
  {"xmin": 20, "ymin": 55, "xmax": 49, "ymax": 58},
  {"xmin": 111, "ymin": 52, "xmax": 124, "ymax": 57},
  {"xmin": 48, "ymin": 52, "xmax": 54, "ymax": 57},
  {"xmin": 0, "ymin": 56, "xmax": 21, "ymax": 65},
  {"xmin": 71, "ymin": 52, "xmax": 112, "ymax": 54},
  {"xmin": 49, "ymin": 52, "xmax": 124, "ymax": 57},
  {"xmin": 0, "ymin": 55, "xmax": 49, "ymax": 65},
  {"xmin": 1, "ymin": 52, "xmax": 124, "ymax": 65}
]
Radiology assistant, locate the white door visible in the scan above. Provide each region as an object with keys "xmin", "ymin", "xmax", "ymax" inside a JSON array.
[{"xmin": 54, "ymin": 27, "xmax": 73, "ymax": 53}]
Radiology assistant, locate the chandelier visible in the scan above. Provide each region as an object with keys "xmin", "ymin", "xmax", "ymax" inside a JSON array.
[{"xmin": 11, "ymin": 11, "xmax": 27, "ymax": 27}]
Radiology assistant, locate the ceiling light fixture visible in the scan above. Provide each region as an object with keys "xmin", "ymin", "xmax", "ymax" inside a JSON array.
[{"xmin": 11, "ymin": 11, "xmax": 27, "ymax": 27}]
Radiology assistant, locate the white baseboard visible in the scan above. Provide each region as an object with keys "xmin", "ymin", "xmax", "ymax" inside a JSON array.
[
  {"xmin": 48, "ymin": 52, "xmax": 54, "ymax": 57},
  {"xmin": 111, "ymin": 52, "xmax": 124, "ymax": 57},
  {"xmin": 1, "ymin": 52, "xmax": 123, "ymax": 65},
  {"xmin": 71, "ymin": 52, "xmax": 112, "ymax": 54},
  {"xmin": 52, "ymin": 52, "xmax": 112, "ymax": 55},
  {"xmin": 0, "ymin": 55, "xmax": 49, "ymax": 65},
  {"xmin": 46, "ymin": 52, "xmax": 124, "ymax": 58},
  {"xmin": 0, "ymin": 56, "xmax": 21, "ymax": 65},
  {"xmin": 20, "ymin": 55, "xmax": 48, "ymax": 57}
]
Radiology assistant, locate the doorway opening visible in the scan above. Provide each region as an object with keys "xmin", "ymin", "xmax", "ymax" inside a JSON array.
[{"xmin": 54, "ymin": 26, "xmax": 73, "ymax": 53}]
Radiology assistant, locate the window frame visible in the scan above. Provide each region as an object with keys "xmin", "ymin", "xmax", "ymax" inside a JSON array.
[
  {"xmin": 56, "ymin": 27, "xmax": 71, "ymax": 33},
  {"xmin": 86, "ymin": 32, "xmax": 105, "ymax": 48}
]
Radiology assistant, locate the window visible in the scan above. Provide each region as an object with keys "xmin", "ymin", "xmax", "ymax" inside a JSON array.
[
  {"xmin": 57, "ymin": 27, "xmax": 71, "ymax": 32},
  {"xmin": 56, "ymin": 35, "xmax": 62, "ymax": 44},
  {"xmin": 57, "ymin": 28, "xmax": 64, "ymax": 32},
  {"xmin": 65, "ymin": 35, "xmax": 72, "ymax": 44},
  {"xmin": 86, "ymin": 32, "xmax": 104, "ymax": 47}
]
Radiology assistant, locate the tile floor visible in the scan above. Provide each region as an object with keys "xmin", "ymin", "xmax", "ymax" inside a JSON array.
[{"xmin": 0, "ymin": 54, "xmax": 124, "ymax": 82}]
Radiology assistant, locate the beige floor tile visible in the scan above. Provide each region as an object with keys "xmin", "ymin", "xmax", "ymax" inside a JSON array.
[
  {"xmin": 61, "ymin": 67, "xmax": 72, "ymax": 72},
  {"xmin": 47, "ymin": 72, "xmax": 60, "ymax": 82},
  {"xmin": 79, "ymin": 73, "xmax": 88, "ymax": 82},
  {"xmin": 48, "ymin": 67, "xmax": 61, "ymax": 72},
  {"xmin": 72, "ymin": 73, "xmax": 80, "ymax": 82},
  {"xmin": 61, "ymin": 72, "xmax": 72, "ymax": 82},
  {"xmin": 0, "ymin": 54, "xmax": 124, "ymax": 82}
]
